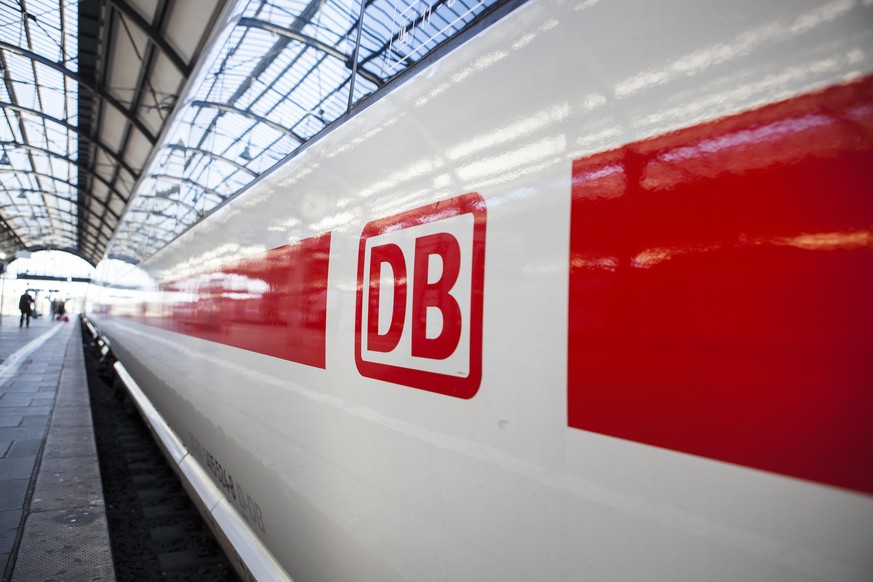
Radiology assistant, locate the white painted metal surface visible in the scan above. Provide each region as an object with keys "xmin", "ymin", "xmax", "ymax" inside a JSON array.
[{"xmin": 88, "ymin": 1, "xmax": 873, "ymax": 580}]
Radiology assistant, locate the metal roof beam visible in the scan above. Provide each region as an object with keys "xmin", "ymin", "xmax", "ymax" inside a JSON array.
[
  {"xmin": 0, "ymin": 101, "xmax": 141, "ymax": 179},
  {"xmin": 357, "ymin": 0, "xmax": 454, "ymax": 70},
  {"xmin": 0, "ymin": 142, "xmax": 133, "ymax": 213},
  {"xmin": 188, "ymin": 0, "xmax": 323, "ymax": 156},
  {"xmin": 98, "ymin": 0, "xmax": 179, "ymax": 260},
  {"xmin": 78, "ymin": 0, "xmax": 106, "ymax": 258},
  {"xmin": 147, "ymin": 173, "xmax": 223, "ymax": 198},
  {"xmin": 116, "ymin": 221, "xmax": 178, "ymax": 238},
  {"xmin": 5, "ymin": 214, "xmax": 77, "ymax": 238},
  {"xmin": 137, "ymin": 194, "xmax": 203, "ymax": 216},
  {"xmin": 1, "ymin": 188, "xmax": 85, "ymax": 209},
  {"xmin": 0, "ymin": 41, "xmax": 158, "ymax": 144},
  {"xmin": 0, "ymin": 213, "xmax": 25, "ymax": 250},
  {"xmin": 0, "ymin": 170, "xmax": 123, "ymax": 220},
  {"xmin": 165, "ymin": 143, "xmax": 258, "ymax": 177},
  {"xmin": 190, "ymin": 100, "xmax": 306, "ymax": 142},
  {"xmin": 238, "ymin": 17, "xmax": 384, "ymax": 88},
  {"xmin": 107, "ymin": 0, "xmax": 193, "ymax": 76}
]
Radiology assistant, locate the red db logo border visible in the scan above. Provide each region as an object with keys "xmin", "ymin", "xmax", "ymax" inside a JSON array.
[{"xmin": 354, "ymin": 193, "xmax": 486, "ymax": 398}]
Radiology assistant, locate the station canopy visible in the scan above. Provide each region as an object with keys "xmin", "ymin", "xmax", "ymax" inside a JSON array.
[{"xmin": 0, "ymin": 0, "xmax": 504, "ymax": 267}]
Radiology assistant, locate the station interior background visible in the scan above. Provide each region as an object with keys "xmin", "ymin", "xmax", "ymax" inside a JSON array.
[{"xmin": 0, "ymin": 250, "xmax": 93, "ymax": 317}]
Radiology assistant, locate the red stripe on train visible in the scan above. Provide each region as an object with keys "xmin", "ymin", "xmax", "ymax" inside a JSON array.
[
  {"xmin": 568, "ymin": 76, "xmax": 873, "ymax": 494},
  {"xmin": 155, "ymin": 232, "xmax": 331, "ymax": 369}
]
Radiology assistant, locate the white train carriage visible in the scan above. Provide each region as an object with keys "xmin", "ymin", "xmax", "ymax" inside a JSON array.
[{"xmin": 86, "ymin": 0, "xmax": 873, "ymax": 580}]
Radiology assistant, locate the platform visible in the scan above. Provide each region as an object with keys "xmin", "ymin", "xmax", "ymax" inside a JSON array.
[{"xmin": 0, "ymin": 315, "xmax": 114, "ymax": 581}]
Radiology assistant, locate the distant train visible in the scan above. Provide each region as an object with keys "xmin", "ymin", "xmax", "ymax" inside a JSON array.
[{"xmin": 85, "ymin": 0, "xmax": 873, "ymax": 580}]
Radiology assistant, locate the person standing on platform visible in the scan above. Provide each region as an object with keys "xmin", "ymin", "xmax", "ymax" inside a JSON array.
[{"xmin": 18, "ymin": 290, "xmax": 33, "ymax": 328}]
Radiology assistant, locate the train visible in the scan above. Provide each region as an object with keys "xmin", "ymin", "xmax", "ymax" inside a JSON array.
[{"xmin": 84, "ymin": 0, "xmax": 873, "ymax": 580}]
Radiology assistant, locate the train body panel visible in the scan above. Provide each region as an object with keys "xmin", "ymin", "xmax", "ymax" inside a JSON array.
[{"xmin": 87, "ymin": 0, "xmax": 873, "ymax": 580}]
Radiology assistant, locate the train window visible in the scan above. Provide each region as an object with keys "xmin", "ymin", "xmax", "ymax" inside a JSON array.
[{"xmin": 106, "ymin": 0, "xmax": 515, "ymax": 265}]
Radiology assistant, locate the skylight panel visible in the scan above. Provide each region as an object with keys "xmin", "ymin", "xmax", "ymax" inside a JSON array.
[{"xmin": 109, "ymin": 0, "xmax": 508, "ymax": 264}]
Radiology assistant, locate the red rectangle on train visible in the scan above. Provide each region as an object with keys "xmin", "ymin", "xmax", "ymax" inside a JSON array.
[
  {"xmin": 568, "ymin": 76, "xmax": 873, "ymax": 494},
  {"xmin": 160, "ymin": 232, "xmax": 331, "ymax": 368},
  {"xmin": 355, "ymin": 193, "xmax": 486, "ymax": 398}
]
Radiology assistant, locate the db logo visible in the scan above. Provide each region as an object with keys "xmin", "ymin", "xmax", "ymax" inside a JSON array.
[{"xmin": 355, "ymin": 193, "xmax": 486, "ymax": 398}]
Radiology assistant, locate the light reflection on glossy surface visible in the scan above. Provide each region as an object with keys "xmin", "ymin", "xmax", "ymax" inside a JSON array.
[
  {"xmin": 613, "ymin": 0, "xmax": 857, "ymax": 99},
  {"xmin": 569, "ymin": 74, "xmax": 873, "ymax": 494},
  {"xmin": 86, "ymin": 0, "xmax": 873, "ymax": 579},
  {"xmin": 447, "ymin": 104, "xmax": 571, "ymax": 161},
  {"xmin": 100, "ymin": 315, "xmax": 872, "ymax": 582}
]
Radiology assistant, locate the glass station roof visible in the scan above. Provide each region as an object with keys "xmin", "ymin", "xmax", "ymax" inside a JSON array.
[
  {"xmin": 0, "ymin": 0, "xmax": 507, "ymax": 267},
  {"xmin": 0, "ymin": 0, "xmax": 79, "ymax": 256}
]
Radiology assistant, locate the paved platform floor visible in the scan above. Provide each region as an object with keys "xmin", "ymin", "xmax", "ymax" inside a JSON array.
[{"xmin": 0, "ymin": 315, "xmax": 114, "ymax": 581}]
